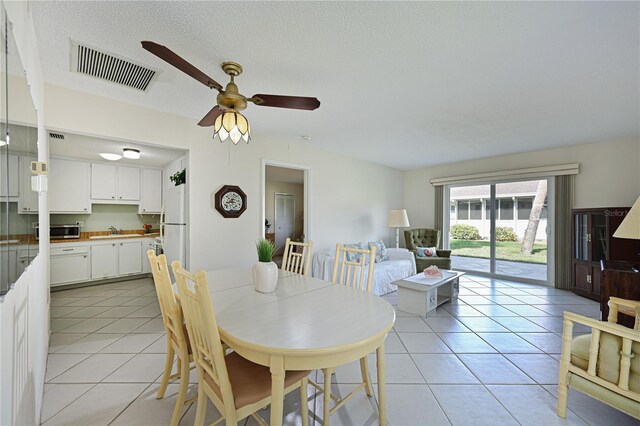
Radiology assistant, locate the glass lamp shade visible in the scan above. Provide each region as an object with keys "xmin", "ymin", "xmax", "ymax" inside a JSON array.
[
  {"xmin": 213, "ymin": 109, "xmax": 251, "ymax": 145},
  {"xmin": 613, "ymin": 196, "xmax": 640, "ymax": 239}
]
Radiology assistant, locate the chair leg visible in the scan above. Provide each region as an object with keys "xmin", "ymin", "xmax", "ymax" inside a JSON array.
[
  {"xmin": 300, "ymin": 377, "xmax": 309, "ymax": 426},
  {"xmin": 322, "ymin": 368, "xmax": 334, "ymax": 426},
  {"xmin": 194, "ymin": 379, "xmax": 207, "ymax": 426},
  {"xmin": 170, "ymin": 353, "xmax": 190, "ymax": 426},
  {"xmin": 157, "ymin": 340, "xmax": 175, "ymax": 399},
  {"xmin": 359, "ymin": 357, "xmax": 374, "ymax": 397}
]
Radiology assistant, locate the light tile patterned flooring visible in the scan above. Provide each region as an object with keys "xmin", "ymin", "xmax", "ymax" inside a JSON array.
[{"xmin": 42, "ymin": 275, "xmax": 638, "ymax": 425}]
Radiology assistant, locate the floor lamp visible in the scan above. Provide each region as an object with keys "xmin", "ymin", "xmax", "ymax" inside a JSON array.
[
  {"xmin": 613, "ymin": 196, "xmax": 640, "ymax": 272},
  {"xmin": 388, "ymin": 209, "xmax": 410, "ymax": 249}
]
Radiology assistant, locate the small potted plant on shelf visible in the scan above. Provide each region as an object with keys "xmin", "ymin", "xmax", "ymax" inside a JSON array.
[
  {"xmin": 142, "ymin": 224, "xmax": 153, "ymax": 234},
  {"xmin": 253, "ymin": 238, "xmax": 278, "ymax": 293}
]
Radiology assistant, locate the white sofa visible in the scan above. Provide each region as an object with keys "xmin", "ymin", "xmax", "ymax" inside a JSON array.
[{"xmin": 311, "ymin": 248, "xmax": 416, "ymax": 296}]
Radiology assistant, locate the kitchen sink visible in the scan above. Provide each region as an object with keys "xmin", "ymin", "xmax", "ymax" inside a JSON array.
[{"xmin": 89, "ymin": 234, "xmax": 144, "ymax": 240}]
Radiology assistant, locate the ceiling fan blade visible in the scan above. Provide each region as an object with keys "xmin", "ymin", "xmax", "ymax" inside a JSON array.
[
  {"xmin": 141, "ymin": 41, "xmax": 223, "ymax": 91},
  {"xmin": 198, "ymin": 106, "xmax": 223, "ymax": 127},
  {"xmin": 250, "ymin": 94, "xmax": 320, "ymax": 110}
]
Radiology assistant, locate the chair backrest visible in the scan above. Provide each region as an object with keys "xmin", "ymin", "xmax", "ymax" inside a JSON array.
[
  {"xmin": 171, "ymin": 261, "xmax": 235, "ymax": 409},
  {"xmin": 404, "ymin": 228, "xmax": 441, "ymax": 251},
  {"xmin": 147, "ymin": 250, "xmax": 188, "ymax": 348},
  {"xmin": 282, "ymin": 238, "xmax": 314, "ymax": 276},
  {"xmin": 331, "ymin": 243, "xmax": 376, "ymax": 293}
]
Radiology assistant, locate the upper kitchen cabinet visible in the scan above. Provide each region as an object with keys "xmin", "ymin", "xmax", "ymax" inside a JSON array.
[
  {"xmin": 0, "ymin": 154, "xmax": 19, "ymax": 198},
  {"xmin": 49, "ymin": 158, "xmax": 91, "ymax": 213},
  {"xmin": 18, "ymin": 155, "xmax": 38, "ymax": 213},
  {"xmin": 139, "ymin": 168, "xmax": 162, "ymax": 214},
  {"xmin": 91, "ymin": 163, "xmax": 140, "ymax": 202}
]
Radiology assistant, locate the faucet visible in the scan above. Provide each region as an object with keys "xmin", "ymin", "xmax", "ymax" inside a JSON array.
[{"xmin": 109, "ymin": 226, "xmax": 118, "ymax": 235}]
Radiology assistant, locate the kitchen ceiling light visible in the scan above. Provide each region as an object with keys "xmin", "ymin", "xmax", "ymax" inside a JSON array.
[
  {"xmin": 99, "ymin": 153, "xmax": 122, "ymax": 161},
  {"xmin": 123, "ymin": 148, "xmax": 140, "ymax": 159}
]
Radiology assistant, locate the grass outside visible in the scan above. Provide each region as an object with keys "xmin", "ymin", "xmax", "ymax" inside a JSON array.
[{"xmin": 450, "ymin": 239, "xmax": 547, "ymax": 264}]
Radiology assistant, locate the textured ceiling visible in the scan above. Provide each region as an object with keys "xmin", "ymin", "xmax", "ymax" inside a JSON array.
[{"xmin": 30, "ymin": 1, "xmax": 640, "ymax": 170}]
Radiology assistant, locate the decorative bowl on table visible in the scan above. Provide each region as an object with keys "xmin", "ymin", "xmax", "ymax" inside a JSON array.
[{"xmin": 423, "ymin": 265, "xmax": 443, "ymax": 278}]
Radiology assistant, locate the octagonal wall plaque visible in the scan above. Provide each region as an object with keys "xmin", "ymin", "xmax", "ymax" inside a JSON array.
[{"xmin": 214, "ymin": 185, "xmax": 247, "ymax": 218}]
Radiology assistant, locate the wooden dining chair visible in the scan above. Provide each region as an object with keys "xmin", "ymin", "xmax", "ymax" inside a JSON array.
[
  {"xmin": 171, "ymin": 260, "xmax": 310, "ymax": 426},
  {"xmin": 312, "ymin": 243, "xmax": 377, "ymax": 424},
  {"xmin": 282, "ymin": 238, "xmax": 314, "ymax": 276},
  {"xmin": 147, "ymin": 250, "xmax": 193, "ymax": 426}
]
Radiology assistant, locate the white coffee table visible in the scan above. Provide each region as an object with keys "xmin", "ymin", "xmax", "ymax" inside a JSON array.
[{"xmin": 394, "ymin": 270, "xmax": 464, "ymax": 317}]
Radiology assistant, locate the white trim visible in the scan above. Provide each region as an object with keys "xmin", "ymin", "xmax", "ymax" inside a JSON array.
[
  {"xmin": 260, "ymin": 159, "xmax": 311, "ymax": 243},
  {"xmin": 430, "ymin": 163, "xmax": 579, "ymax": 186}
]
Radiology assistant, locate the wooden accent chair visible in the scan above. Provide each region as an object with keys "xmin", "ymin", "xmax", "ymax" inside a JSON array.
[
  {"xmin": 171, "ymin": 260, "xmax": 310, "ymax": 426},
  {"xmin": 312, "ymin": 243, "xmax": 377, "ymax": 424},
  {"xmin": 147, "ymin": 250, "xmax": 193, "ymax": 426},
  {"xmin": 282, "ymin": 238, "xmax": 314, "ymax": 276},
  {"xmin": 557, "ymin": 297, "xmax": 640, "ymax": 420}
]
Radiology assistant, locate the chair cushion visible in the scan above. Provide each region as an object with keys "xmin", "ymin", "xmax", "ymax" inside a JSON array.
[
  {"xmin": 571, "ymin": 333, "xmax": 640, "ymax": 392},
  {"xmin": 204, "ymin": 351, "xmax": 310, "ymax": 409},
  {"xmin": 169, "ymin": 323, "xmax": 193, "ymax": 354}
]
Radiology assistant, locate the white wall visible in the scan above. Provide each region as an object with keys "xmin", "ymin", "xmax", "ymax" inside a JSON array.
[
  {"xmin": 50, "ymin": 204, "xmax": 160, "ymax": 232},
  {"xmin": 43, "ymin": 83, "xmax": 405, "ymax": 269},
  {"xmin": 405, "ymin": 139, "xmax": 640, "ymax": 234},
  {"xmin": 0, "ymin": 1, "xmax": 48, "ymax": 425}
]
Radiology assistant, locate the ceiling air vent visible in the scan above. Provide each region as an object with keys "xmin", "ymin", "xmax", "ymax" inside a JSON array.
[
  {"xmin": 70, "ymin": 40, "xmax": 158, "ymax": 91},
  {"xmin": 49, "ymin": 132, "xmax": 65, "ymax": 140}
]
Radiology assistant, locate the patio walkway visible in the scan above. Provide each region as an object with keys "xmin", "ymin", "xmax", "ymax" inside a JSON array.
[{"xmin": 452, "ymin": 255, "xmax": 547, "ymax": 282}]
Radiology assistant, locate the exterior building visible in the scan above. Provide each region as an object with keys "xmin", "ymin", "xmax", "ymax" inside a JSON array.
[{"xmin": 450, "ymin": 181, "xmax": 548, "ymax": 241}]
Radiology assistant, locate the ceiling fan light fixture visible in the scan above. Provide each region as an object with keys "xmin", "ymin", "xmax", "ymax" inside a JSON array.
[
  {"xmin": 123, "ymin": 148, "xmax": 140, "ymax": 159},
  {"xmin": 213, "ymin": 109, "xmax": 250, "ymax": 145}
]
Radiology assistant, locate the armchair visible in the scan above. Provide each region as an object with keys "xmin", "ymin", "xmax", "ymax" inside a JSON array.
[
  {"xmin": 404, "ymin": 228, "xmax": 452, "ymax": 270},
  {"xmin": 557, "ymin": 297, "xmax": 640, "ymax": 420}
]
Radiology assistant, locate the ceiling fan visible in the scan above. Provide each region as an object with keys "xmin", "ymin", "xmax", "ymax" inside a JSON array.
[{"xmin": 141, "ymin": 41, "xmax": 321, "ymax": 144}]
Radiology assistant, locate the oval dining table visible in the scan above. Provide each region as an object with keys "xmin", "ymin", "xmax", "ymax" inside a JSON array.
[{"xmin": 202, "ymin": 267, "xmax": 396, "ymax": 426}]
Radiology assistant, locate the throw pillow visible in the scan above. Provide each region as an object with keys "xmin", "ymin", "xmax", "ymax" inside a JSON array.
[
  {"xmin": 368, "ymin": 240, "xmax": 390, "ymax": 263},
  {"xmin": 416, "ymin": 246, "xmax": 438, "ymax": 258},
  {"xmin": 343, "ymin": 242, "xmax": 365, "ymax": 263}
]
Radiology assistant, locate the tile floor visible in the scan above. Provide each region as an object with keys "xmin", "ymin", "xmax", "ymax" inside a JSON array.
[{"xmin": 42, "ymin": 275, "xmax": 638, "ymax": 425}]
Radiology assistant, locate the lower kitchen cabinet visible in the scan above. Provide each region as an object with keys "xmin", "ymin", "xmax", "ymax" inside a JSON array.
[
  {"xmin": 118, "ymin": 240, "xmax": 143, "ymax": 275},
  {"xmin": 91, "ymin": 243, "xmax": 119, "ymax": 280},
  {"xmin": 91, "ymin": 240, "xmax": 144, "ymax": 280},
  {"xmin": 51, "ymin": 245, "xmax": 91, "ymax": 286}
]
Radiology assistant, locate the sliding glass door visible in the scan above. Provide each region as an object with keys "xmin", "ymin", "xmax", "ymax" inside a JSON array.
[{"xmin": 447, "ymin": 179, "xmax": 549, "ymax": 282}]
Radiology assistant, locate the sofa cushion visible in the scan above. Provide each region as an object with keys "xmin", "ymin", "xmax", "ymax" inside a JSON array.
[
  {"xmin": 571, "ymin": 333, "xmax": 640, "ymax": 393},
  {"xmin": 343, "ymin": 242, "xmax": 368, "ymax": 263},
  {"xmin": 369, "ymin": 240, "xmax": 390, "ymax": 263}
]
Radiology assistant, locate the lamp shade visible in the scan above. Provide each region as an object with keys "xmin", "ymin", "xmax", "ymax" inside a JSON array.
[
  {"xmin": 613, "ymin": 196, "xmax": 640, "ymax": 239},
  {"xmin": 388, "ymin": 209, "xmax": 410, "ymax": 228}
]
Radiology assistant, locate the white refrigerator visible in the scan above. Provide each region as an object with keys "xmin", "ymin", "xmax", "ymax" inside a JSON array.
[{"xmin": 160, "ymin": 157, "xmax": 187, "ymax": 272}]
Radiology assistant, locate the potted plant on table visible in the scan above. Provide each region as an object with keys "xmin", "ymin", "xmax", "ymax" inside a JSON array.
[{"xmin": 253, "ymin": 238, "xmax": 278, "ymax": 293}]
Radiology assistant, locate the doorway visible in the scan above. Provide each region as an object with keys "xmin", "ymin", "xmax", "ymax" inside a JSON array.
[
  {"xmin": 261, "ymin": 160, "xmax": 311, "ymax": 262},
  {"xmin": 446, "ymin": 178, "xmax": 550, "ymax": 283}
]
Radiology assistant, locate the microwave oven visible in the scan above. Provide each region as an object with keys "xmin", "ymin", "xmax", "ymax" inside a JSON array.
[{"xmin": 36, "ymin": 224, "xmax": 81, "ymax": 240}]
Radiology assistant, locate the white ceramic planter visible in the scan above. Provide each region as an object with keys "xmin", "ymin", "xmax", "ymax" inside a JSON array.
[{"xmin": 253, "ymin": 261, "xmax": 278, "ymax": 293}]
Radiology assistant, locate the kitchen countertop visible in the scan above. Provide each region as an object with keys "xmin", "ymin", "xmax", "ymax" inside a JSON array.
[{"xmin": 50, "ymin": 230, "xmax": 160, "ymax": 244}]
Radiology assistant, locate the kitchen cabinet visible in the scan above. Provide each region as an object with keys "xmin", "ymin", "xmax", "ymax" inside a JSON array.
[
  {"xmin": 49, "ymin": 158, "xmax": 91, "ymax": 213},
  {"xmin": 139, "ymin": 168, "xmax": 162, "ymax": 214},
  {"xmin": 0, "ymin": 154, "xmax": 19, "ymax": 198},
  {"xmin": 18, "ymin": 155, "xmax": 38, "ymax": 214},
  {"xmin": 1, "ymin": 246, "xmax": 18, "ymax": 287},
  {"xmin": 91, "ymin": 163, "xmax": 140, "ymax": 202},
  {"xmin": 91, "ymin": 240, "xmax": 142, "ymax": 279},
  {"xmin": 91, "ymin": 243, "xmax": 119, "ymax": 279},
  {"xmin": 50, "ymin": 245, "xmax": 91, "ymax": 286},
  {"xmin": 118, "ymin": 240, "xmax": 143, "ymax": 275}
]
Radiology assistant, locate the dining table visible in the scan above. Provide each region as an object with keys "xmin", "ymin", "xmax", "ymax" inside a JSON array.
[{"xmin": 202, "ymin": 267, "xmax": 396, "ymax": 426}]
